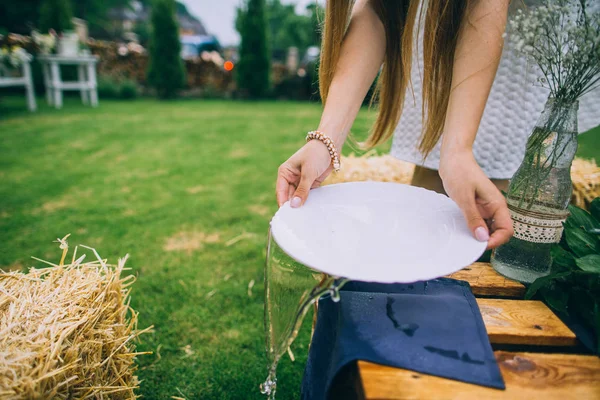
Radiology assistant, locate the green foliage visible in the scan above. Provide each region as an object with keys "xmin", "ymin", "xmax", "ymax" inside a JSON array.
[
  {"xmin": 119, "ymin": 79, "xmax": 138, "ymax": 99},
  {"xmin": 0, "ymin": 1, "xmax": 41, "ymax": 35},
  {"xmin": 39, "ymin": 0, "xmax": 73, "ymax": 33},
  {"xmin": 236, "ymin": 0, "xmax": 322, "ymax": 59},
  {"xmin": 526, "ymin": 202, "xmax": 600, "ymax": 354},
  {"xmin": 97, "ymin": 77, "xmax": 120, "ymax": 99},
  {"xmin": 236, "ymin": 0, "xmax": 271, "ymax": 98},
  {"xmin": 71, "ymin": 0, "xmax": 129, "ymax": 38},
  {"xmin": 147, "ymin": 0, "xmax": 185, "ymax": 99},
  {"xmin": 133, "ymin": 22, "xmax": 151, "ymax": 46},
  {"xmin": 98, "ymin": 77, "xmax": 139, "ymax": 100}
]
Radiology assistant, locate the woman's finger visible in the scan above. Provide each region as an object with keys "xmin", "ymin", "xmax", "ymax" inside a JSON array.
[
  {"xmin": 486, "ymin": 201, "xmax": 513, "ymax": 249},
  {"xmin": 457, "ymin": 195, "xmax": 490, "ymax": 243},
  {"xmin": 291, "ymin": 172, "xmax": 315, "ymax": 208},
  {"xmin": 276, "ymin": 173, "xmax": 291, "ymax": 207}
]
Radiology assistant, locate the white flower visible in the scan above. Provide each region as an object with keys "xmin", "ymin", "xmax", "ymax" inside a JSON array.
[{"xmin": 508, "ymin": 0, "xmax": 600, "ymax": 101}]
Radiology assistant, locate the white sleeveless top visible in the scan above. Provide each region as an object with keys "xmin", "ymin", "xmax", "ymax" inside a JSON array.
[{"xmin": 390, "ymin": 1, "xmax": 600, "ymax": 179}]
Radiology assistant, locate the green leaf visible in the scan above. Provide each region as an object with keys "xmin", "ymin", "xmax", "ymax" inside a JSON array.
[
  {"xmin": 540, "ymin": 285, "xmax": 569, "ymax": 315},
  {"xmin": 551, "ymin": 245, "xmax": 577, "ymax": 272},
  {"xmin": 566, "ymin": 204, "xmax": 600, "ymax": 232},
  {"xmin": 590, "ymin": 198, "xmax": 600, "ymax": 223},
  {"xmin": 564, "ymin": 226, "xmax": 600, "ymax": 257},
  {"xmin": 575, "ymin": 254, "xmax": 600, "ymax": 273},
  {"xmin": 525, "ymin": 271, "xmax": 571, "ymax": 299}
]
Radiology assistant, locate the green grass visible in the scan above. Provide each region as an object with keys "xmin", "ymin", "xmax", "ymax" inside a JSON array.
[
  {"xmin": 0, "ymin": 96, "xmax": 378, "ymax": 400},
  {"xmin": 0, "ymin": 96, "xmax": 597, "ymax": 399}
]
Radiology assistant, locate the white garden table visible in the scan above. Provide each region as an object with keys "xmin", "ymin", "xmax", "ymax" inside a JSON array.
[
  {"xmin": 38, "ymin": 54, "xmax": 99, "ymax": 109},
  {"xmin": 0, "ymin": 54, "xmax": 36, "ymax": 111}
]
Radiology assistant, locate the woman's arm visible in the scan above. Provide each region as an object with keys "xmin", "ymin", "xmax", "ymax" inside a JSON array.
[
  {"xmin": 276, "ymin": 0, "xmax": 385, "ymax": 207},
  {"xmin": 439, "ymin": 0, "xmax": 513, "ymax": 248}
]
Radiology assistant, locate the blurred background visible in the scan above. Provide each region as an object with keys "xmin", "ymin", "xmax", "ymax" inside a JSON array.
[{"xmin": 0, "ymin": 0, "xmax": 326, "ymax": 101}]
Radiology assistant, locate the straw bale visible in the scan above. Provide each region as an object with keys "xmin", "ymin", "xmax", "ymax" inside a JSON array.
[
  {"xmin": 322, "ymin": 153, "xmax": 415, "ymax": 186},
  {"xmin": 571, "ymin": 157, "xmax": 600, "ymax": 210},
  {"xmin": 323, "ymin": 154, "xmax": 599, "ymax": 210},
  {"xmin": 0, "ymin": 236, "xmax": 152, "ymax": 399}
]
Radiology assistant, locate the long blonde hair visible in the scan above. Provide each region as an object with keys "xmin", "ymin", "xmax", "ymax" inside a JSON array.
[{"xmin": 319, "ymin": 0, "xmax": 469, "ymax": 156}]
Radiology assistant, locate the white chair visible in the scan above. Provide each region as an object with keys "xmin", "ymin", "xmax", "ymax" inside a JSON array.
[{"xmin": 0, "ymin": 54, "xmax": 37, "ymax": 111}]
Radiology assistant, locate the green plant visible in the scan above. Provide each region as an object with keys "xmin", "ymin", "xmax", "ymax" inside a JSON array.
[
  {"xmin": 236, "ymin": 0, "xmax": 271, "ymax": 98},
  {"xmin": 97, "ymin": 77, "xmax": 120, "ymax": 99},
  {"xmin": 526, "ymin": 198, "xmax": 600, "ymax": 354},
  {"xmin": 39, "ymin": 0, "xmax": 73, "ymax": 33},
  {"xmin": 119, "ymin": 79, "xmax": 138, "ymax": 100},
  {"xmin": 147, "ymin": 0, "xmax": 185, "ymax": 99}
]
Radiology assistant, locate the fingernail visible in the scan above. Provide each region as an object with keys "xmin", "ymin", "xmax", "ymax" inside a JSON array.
[
  {"xmin": 290, "ymin": 197, "xmax": 302, "ymax": 208},
  {"xmin": 475, "ymin": 226, "xmax": 489, "ymax": 242}
]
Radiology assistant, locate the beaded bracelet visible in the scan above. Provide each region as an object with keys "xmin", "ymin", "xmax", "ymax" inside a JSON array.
[{"xmin": 306, "ymin": 130, "xmax": 341, "ymax": 172}]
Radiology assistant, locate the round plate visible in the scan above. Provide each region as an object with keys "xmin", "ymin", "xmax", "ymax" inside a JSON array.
[{"xmin": 270, "ymin": 182, "xmax": 486, "ymax": 283}]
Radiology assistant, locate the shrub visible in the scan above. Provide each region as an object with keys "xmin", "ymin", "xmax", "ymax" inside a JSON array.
[
  {"xmin": 236, "ymin": 0, "xmax": 271, "ymax": 98},
  {"xmin": 39, "ymin": 0, "xmax": 73, "ymax": 33},
  {"xmin": 119, "ymin": 79, "xmax": 138, "ymax": 99},
  {"xmin": 97, "ymin": 77, "xmax": 120, "ymax": 99},
  {"xmin": 147, "ymin": 0, "xmax": 185, "ymax": 99}
]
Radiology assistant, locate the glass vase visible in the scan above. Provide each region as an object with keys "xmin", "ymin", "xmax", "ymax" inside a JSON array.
[{"xmin": 491, "ymin": 98, "xmax": 578, "ymax": 283}]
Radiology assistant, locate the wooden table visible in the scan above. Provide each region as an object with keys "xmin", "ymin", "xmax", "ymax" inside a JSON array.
[
  {"xmin": 351, "ymin": 263, "xmax": 600, "ymax": 400},
  {"xmin": 38, "ymin": 54, "xmax": 99, "ymax": 109}
]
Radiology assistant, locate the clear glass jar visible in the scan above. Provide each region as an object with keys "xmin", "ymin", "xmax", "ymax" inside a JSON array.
[{"xmin": 491, "ymin": 98, "xmax": 579, "ymax": 283}]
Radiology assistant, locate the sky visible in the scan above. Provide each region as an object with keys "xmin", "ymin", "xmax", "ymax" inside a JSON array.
[{"xmin": 180, "ymin": 0, "xmax": 322, "ymax": 46}]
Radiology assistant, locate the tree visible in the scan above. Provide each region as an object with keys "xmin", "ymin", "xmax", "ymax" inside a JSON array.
[
  {"xmin": 39, "ymin": 0, "xmax": 73, "ymax": 33},
  {"xmin": 71, "ymin": 0, "xmax": 129, "ymax": 39},
  {"xmin": 147, "ymin": 0, "xmax": 185, "ymax": 99},
  {"xmin": 236, "ymin": 0, "xmax": 271, "ymax": 98},
  {"xmin": 0, "ymin": 0, "xmax": 42, "ymax": 34},
  {"xmin": 236, "ymin": 0, "xmax": 323, "ymax": 60}
]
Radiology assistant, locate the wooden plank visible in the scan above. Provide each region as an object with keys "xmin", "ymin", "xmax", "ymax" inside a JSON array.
[
  {"xmin": 446, "ymin": 262, "xmax": 525, "ymax": 298},
  {"xmin": 358, "ymin": 352, "xmax": 600, "ymax": 399},
  {"xmin": 477, "ymin": 299, "xmax": 577, "ymax": 346}
]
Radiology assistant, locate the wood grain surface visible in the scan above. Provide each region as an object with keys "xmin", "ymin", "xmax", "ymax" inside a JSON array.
[
  {"xmin": 446, "ymin": 263, "xmax": 525, "ymax": 298},
  {"xmin": 358, "ymin": 351, "xmax": 600, "ymax": 399},
  {"xmin": 476, "ymin": 299, "xmax": 577, "ymax": 346}
]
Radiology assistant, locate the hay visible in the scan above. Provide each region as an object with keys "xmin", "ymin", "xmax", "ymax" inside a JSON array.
[
  {"xmin": 571, "ymin": 157, "xmax": 600, "ymax": 210},
  {"xmin": 323, "ymin": 153, "xmax": 600, "ymax": 210},
  {"xmin": 322, "ymin": 152, "xmax": 415, "ymax": 186},
  {"xmin": 0, "ymin": 235, "xmax": 152, "ymax": 399}
]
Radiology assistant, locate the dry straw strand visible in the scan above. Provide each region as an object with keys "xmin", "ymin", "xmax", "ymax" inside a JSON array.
[{"xmin": 0, "ymin": 237, "xmax": 152, "ymax": 399}]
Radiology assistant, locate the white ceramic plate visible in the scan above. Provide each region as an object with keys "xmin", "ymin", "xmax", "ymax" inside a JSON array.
[{"xmin": 270, "ymin": 182, "xmax": 487, "ymax": 283}]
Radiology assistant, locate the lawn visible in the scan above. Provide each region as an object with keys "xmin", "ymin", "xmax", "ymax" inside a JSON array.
[{"xmin": 0, "ymin": 96, "xmax": 598, "ymax": 399}]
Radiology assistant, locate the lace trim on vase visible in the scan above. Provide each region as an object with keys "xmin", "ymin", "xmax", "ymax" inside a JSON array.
[{"xmin": 509, "ymin": 205, "xmax": 569, "ymax": 244}]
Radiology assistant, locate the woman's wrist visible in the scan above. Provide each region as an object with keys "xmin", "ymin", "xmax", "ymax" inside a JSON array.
[
  {"xmin": 316, "ymin": 129, "xmax": 346, "ymax": 150},
  {"xmin": 439, "ymin": 145, "xmax": 475, "ymax": 180}
]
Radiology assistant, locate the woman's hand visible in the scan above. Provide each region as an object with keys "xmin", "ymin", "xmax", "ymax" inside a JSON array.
[
  {"xmin": 276, "ymin": 141, "xmax": 334, "ymax": 208},
  {"xmin": 439, "ymin": 151, "xmax": 513, "ymax": 250}
]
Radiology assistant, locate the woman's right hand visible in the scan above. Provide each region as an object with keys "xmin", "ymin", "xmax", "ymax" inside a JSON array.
[{"xmin": 276, "ymin": 140, "xmax": 334, "ymax": 208}]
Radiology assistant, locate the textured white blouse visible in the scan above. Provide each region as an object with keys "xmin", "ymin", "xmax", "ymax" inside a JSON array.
[{"xmin": 390, "ymin": 2, "xmax": 599, "ymax": 179}]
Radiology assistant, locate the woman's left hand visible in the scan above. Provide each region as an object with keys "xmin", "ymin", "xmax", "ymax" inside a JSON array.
[{"xmin": 439, "ymin": 151, "xmax": 513, "ymax": 250}]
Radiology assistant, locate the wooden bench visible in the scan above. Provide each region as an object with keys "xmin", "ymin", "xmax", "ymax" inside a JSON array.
[{"xmin": 354, "ymin": 263, "xmax": 600, "ymax": 399}]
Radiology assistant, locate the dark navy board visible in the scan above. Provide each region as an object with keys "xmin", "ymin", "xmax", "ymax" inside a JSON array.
[{"xmin": 301, "ymin": 278, "xmax": 505, "ymax": 400}]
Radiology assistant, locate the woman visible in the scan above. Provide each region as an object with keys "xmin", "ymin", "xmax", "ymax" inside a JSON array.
[
  {"xmin": 393, "ymin": 1, "xmax": 600, "ymax": 199},
  {"xmin": 276, "ymin": 0, "xmax": 513, "ymax": 249}
]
